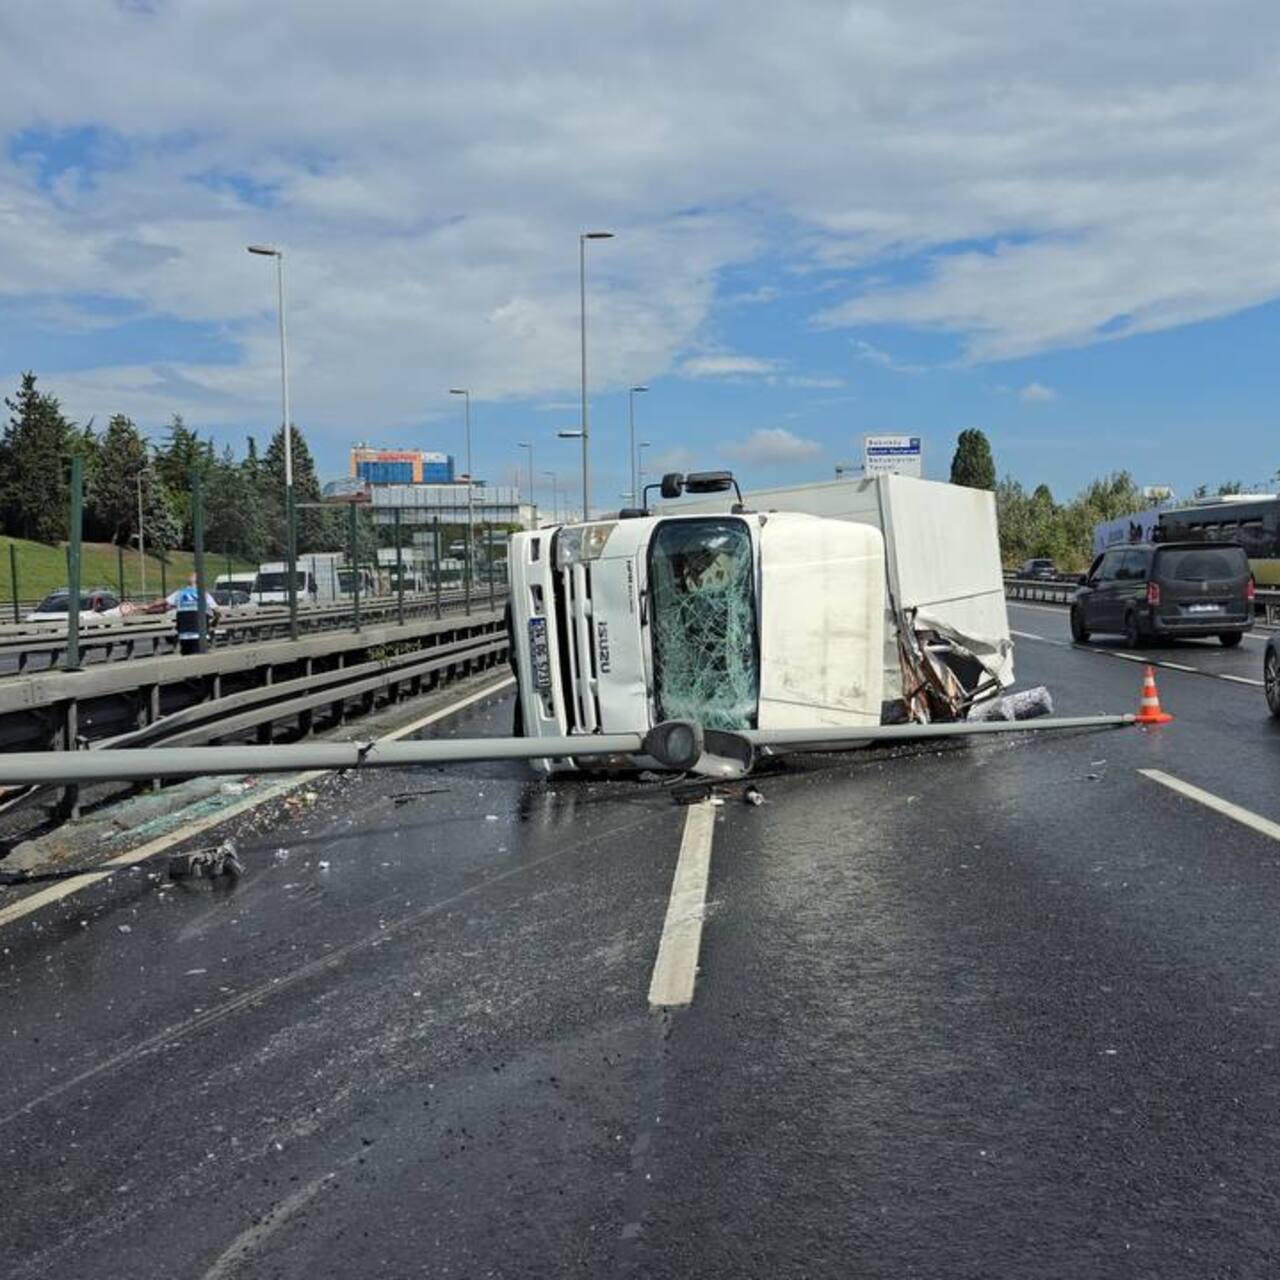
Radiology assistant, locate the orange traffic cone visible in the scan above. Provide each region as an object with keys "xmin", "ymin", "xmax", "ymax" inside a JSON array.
[{"xmin": 1135, "ymin": 665, "xmax": 1173, "ymax": 725}]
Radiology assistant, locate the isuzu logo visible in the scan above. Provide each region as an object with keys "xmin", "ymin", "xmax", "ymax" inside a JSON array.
[{"xmin": 596, "ymin": 620, "xmax": 611, "ymax": 672}]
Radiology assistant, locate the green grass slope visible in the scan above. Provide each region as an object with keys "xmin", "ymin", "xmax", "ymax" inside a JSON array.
[{"xmin": 0, "ymin": 536, "xmax": 256, "ymax": 606}]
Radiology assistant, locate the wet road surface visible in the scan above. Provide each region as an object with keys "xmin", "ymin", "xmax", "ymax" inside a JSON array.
[{"xmin": 3, "ymin": 607, "xmax": 1280, "ymax": 1277}]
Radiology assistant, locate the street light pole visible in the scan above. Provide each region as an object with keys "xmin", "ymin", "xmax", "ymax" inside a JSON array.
[
  {"xmin": 518, "ymin": 441, "xmax": 535, "ymax": 527},
  {"xmin": 579, "ymin": 230, "xmax": 613, "ymax": 520},
  {"xmin": 637, "ymin": 440, "xmax": 652, "ymax": 505},
  {"xmin": 449, "ymin": 388, "xmax": 473, "ymax": 598},
  {"xmin": 628, "ymin": 385, "xmax": 648, "ymax": 506},
  {"xmin": 247, "ymin": 243, "xmax": 298, "ymax": 641}
]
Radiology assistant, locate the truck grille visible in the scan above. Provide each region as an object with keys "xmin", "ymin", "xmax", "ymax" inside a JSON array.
[{"xmin": 553, "ymin": 563, "xmax": 601, "ymax": 734}]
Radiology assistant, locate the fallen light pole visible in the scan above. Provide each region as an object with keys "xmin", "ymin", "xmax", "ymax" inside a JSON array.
[
  {"xmin": 740, "ymin": 714, "xmax": 1137, "ymax": 751},
  {"xmin": 0, "ymin": 714, "xmax": 1135, "ymax": 789}
]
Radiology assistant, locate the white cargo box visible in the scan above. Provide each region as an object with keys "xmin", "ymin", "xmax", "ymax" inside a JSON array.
[{"xmin": 669, "ymin": 473, "xmax": 1013, "ymax": 698}]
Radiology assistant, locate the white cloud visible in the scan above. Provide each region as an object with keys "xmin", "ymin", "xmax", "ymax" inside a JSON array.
[
  {"xmin": 0, "ymin": 0, "xmax": 1278, "ymax": 458},
  {"xmin": 679, "ymin": 354, "xmax": 781, "ymax": 379},
  {"xmin": 1018, "ymin": 381, "xmax": 1057, "ymax": 402},
  {"xmin": 723, "ymin": 428, "xmax": 822, "ymax": 465},
  {"xmin": 784, "ymin": 375, "xmax": 845, "ymax": 389},
  {"xmin": 728, "ymin": 285, "xmax": 781, "ymax": 306},
  {"xmin": 852, "ymin": 341, "xmax": 926, "ymax": 376}
]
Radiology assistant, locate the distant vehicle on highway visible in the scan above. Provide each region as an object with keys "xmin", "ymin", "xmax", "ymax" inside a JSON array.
[
  {"xmin": 1071, "ymin": 542, "xmax": 1254, "ymax": 648},
  {"xmin": 214, "ymin": 572, "xmax": 258, "ymax": 601},
  {"xmin": 1158, "ymin": 495, "xmax": 1280, "ymax": 587},
  {"xmin": 337, "ymin": 566, "xmax": 376, "ymax": 598},
  {"xmin": 253, "ymin": 553, "xmax": 344, "ymax": 605},
  {"xmin": 26, "ymin": 587, "xmax": 124, "ymax": 622},
  {"xmin": 1266, "ymin": 635, "xmax": 1280, "ymax": 717},
  {"xmin": 212, "ymin": 588, "xmax": 256, "ymax": 609},
  {"xmin": 1017, "ymin": 558, "xmax": 1059, "ymax": 580}
]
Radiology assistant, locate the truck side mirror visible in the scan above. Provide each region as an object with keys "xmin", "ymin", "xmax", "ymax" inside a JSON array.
[
  {"xmin": 660, "ymin": 472, "xmax": 685, "ymax": 500},
  {"xmin": 643, "ymin": 719, "xmax": 703, "ymax": 770},
  {"xmin": 683, "ymin": 471, "xmax": 735, "ymax": 494}
]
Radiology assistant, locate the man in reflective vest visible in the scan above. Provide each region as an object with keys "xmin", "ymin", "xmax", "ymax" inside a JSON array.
[{"xmin": 157, "ymin": 574, "xmax": 220, "ymax": 654}]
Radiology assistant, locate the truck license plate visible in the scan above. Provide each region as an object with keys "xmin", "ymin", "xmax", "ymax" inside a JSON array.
[{"xmin": 527, "ymin": 617, "xmax": 552, "ymax": 690}]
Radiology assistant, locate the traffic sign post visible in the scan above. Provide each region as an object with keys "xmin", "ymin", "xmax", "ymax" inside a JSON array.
[{"xmin": 863, "ymin": 435, "xmax": 923, "ymax": 478}]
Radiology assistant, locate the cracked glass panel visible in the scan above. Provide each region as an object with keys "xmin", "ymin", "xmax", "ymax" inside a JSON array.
[{"xmin": 650, "ymin": 518, "xmax": 759, "ymax": 729}]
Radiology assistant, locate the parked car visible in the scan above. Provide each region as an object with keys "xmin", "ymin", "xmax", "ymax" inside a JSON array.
[
  {"xmin": 1018, "ymin": 557, "xmax": 1059, "ymax": 580},
  {"xmin": 1071, "ymin": 542, "xmax": 1254, "ymax": 648},
  {"xmin": 26, "ymin": 587, "xmax": 124, "ymax": 622},
  {"xmin": 1266, "ymin": 634, "xmax": 1280, "ymax": 718}
]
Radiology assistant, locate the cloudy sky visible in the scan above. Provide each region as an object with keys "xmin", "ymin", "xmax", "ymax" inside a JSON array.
[{"xmin": 2, "ymin": 0, "xmax": 1279, "ymax": 510}]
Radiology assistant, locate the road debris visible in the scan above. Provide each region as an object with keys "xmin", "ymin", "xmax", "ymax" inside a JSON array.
[
  {"xmin": 966, "ymin": 686, "xmax": 1054, "ymax": 722},
  {"xmin": 169, "ymin": 841, "xmax": 244, "ymax": 880}
]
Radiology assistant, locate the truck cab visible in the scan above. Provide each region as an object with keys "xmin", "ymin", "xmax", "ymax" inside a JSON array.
[{"xmin": 512, "ymin": 510, "xmax": 888, "ymax": 771}]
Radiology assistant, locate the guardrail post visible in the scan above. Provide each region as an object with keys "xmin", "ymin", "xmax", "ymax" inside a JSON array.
[
  {"xmin": 191, "ymin": 468, "xmax": 209, "ymax": 653},
  {"xmin": 65, "ymin": 454, "xmax": 83, "ymax": 672},
  {"xmin": 55, "ymin": 698, "xmax": 81, "ymax": 819},
  {"xmin": 286, "ymin": 482, "xmax": 299, "ymax": 642},
  {"xmin": 464, "ymin": 521, "xmax": 472, "ymax": 617},
  {"xmin": 9, "ymin": 542, "xmax": 18, "ymax": 624},
  {"xmin": 394, "ymin": 506, "xmax": 405, "ymax": 626},
  {"xmin": 433, "ymin": 517, "xmax": 442, "ymax": 619},
  {"xmin": 487, "ymin": 523, "xmax": 496, "ymax": 611},
  {"xmin": 348, "ymin": 500, "xmax": 361, "ymax": 632}
]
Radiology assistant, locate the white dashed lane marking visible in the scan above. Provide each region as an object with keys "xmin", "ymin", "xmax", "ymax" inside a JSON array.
[
  {"xmin": 648, "ymin": 799, "xmax": 716, "ymax": 1009},
  {"xmin": 1140, "ymin": 769, "xmax": 1280, "ymax": 843},
  {"xmin": 1009, "ymin": 626, "xmax": 1264, "ymax": 687}
]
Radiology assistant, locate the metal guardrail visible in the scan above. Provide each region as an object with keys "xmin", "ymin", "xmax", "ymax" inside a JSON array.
[
  {"xmin": 1002, "ymin": 573, "xmax": 1280, "ymax": 618},
  {"xmin": 0, "ymin": 607, "xmax": 510, "ymax": 819},
  {"xmin": 0, "ymin": 588, "xmax": 504, "ymax": 674},
  {"xmin": 1003, "ymin": 577, "xmax": 1079, "ymax": 604},
  {"xmin": 98, "ymin": 631, "xmax": 505, "ymax": 751}
]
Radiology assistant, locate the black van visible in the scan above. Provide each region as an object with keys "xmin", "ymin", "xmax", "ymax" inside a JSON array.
[{"xmin": 1071, "ymin": 542, "xmax": 1254, "ymax": 647}]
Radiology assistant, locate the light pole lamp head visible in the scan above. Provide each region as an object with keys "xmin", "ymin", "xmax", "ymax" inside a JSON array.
[
  {"xmin": 582, "ymin": 231, "xmax": 614, "ymax": 241},
  {"xmin": 557, "ymin": 429, "xmax": 584, "ymax": 439},
  {"xmin": 247, "ymin": 244, "xmax": 280, "ymax": 257},
  {"xmin": 631, "ymin": 385, "xmax": 648, "ymax": 395},
  {"xmin": 448, "ymin": 388, "xmax": 468, "ymax": 397}
]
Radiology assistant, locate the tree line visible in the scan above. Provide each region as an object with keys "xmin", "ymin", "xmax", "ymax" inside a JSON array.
[
  {"xmin": 948, "ymin": 427, "xmax": 1263, "ymax": 570},
  {"xmin": 0, "ymin": 372, "xmax": 341, "ymax": 560}
]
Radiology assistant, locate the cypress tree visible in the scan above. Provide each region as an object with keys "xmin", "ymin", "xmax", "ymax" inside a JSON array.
[{"xmin": 949, "ymin": 428, "xmax": 997, "ymax": 490}]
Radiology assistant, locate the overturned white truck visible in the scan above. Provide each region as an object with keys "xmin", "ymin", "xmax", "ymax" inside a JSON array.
[{"xmin": 507, "ymin": 472, "xmax": 1014, "ymax": 772}]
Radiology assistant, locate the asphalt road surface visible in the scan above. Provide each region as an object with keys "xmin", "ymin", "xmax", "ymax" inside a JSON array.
[{"xmin": 3, "ymin": 603, "xmax": 1280, "ymax": 1278}]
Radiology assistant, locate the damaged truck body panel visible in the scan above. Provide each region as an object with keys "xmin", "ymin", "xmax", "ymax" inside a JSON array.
[
  {"xmin": 757, "ymin": 517, "xmax": 885, "ymax": 730},
  {"xmin": 673, "ymin": 474, "xmax": 1014, "ymax": 707},
  {"xmin": 508, "ymin": 473, "xmax": 1013, "ymax": 772}
]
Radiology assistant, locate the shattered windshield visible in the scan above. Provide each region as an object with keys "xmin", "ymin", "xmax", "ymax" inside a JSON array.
[{"xmin": 649, "ymin": 518, "xmax": 759, "ymax": 730}]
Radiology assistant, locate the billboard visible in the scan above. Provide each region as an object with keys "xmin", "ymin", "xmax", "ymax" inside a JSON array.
[{"xmin": 863, "ymin": 434, "xmax": 923, "ymax": 478}]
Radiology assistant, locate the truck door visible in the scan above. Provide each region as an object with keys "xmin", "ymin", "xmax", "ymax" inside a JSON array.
[{"xmin": 757, "ymin": 517, "xmax": 885, "ymax": 728}]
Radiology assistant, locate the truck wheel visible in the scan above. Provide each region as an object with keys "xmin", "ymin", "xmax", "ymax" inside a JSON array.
[
  {"xmin": 1266, "ymin": 650, "xmax": 1280, "ymax": 718},
  {"xmin": 1124, "ymin": 611, "xmax": 1144, "ymax": 649},
  {"xmin": 1069, "ymin": 606, "xmax": 1090, "ymax": 644},
  {"xmin": 1219, "ymin": 632, "xmax": 1243, "ymax": 648}
]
